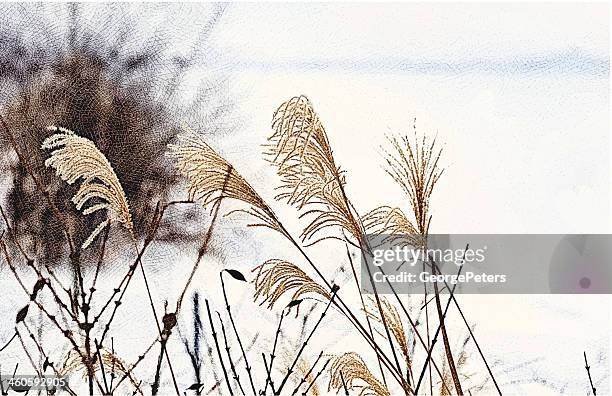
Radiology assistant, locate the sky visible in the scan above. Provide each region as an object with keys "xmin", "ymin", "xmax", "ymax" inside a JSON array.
[{"xmin": 195, "ymin": 2, "xmax": 610, "ymax": 235}]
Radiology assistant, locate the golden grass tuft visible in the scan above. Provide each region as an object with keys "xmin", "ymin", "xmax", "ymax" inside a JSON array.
[
  {"xmin": 59, "ymin": 346, "xmax": 141, "ymax": 394},
  {"xmin": 383, "ymin": 132, "xmax": 443, "ymax": 235},
  {"xmin": 167, "ymin": 125, "xmax": 282, "ymax": 234},
  {"xmin": 365, "ymin": 297, "xmax": 412, "ymax": 377},
  {"xmin": 328, "ymin": 352, "xmax": 390, "ymax": 396},
  {"xmin": 42, "ymin": 126, "xmax": 133, "ymax": 249},
  {"xmin": 362, "ymin": 205, "xmax": 424, "ymax": 248},
  {"xmin": 266, "ymin": 95, "xmax": 363, "ymax": 245},
  {"xmin": 252, "ymin": 259, "xmax": 330, "ymax": 312}
]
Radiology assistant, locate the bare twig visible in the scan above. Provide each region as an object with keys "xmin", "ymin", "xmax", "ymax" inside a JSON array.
[
  {"xmin": 291, "ymin": 351, "xmax": 323, "ymax": 395},
  {"xmin": 414, "ymin": 264, "xmax": 463, "ymax": 394},
  {"xmin": 206, "ymin": 299, "xmax": 234, "ymax": 396},
  {"xmin": 262, "ymin": 353, "xmax": 277, "ymax": 395},
  {"xmin": 345, "ymin": 244, "xmax": 387, "ymax": 386},
  {"xmin": 263, "ymin": 310, "xmax": 285, "ymax": 395},
  {"xmin": 221, "ymin": 270, "xmax": 257, "ymax": 396},
  {"xmin": 584, "ymin": 351, "xmax": 597, "ymax": 396},
  {"xmin": 95, "ymin": 339, "xmax": 111, "ymax": 395},
  {"xmin": 217, "ymin": 313, "xmax": 246, "ymax": 395},
  {"xmin": 275, "ymin": 286, "xmax": 339, "ymax": 395},
  {"xmin": 302, "ymin": 358, "xmax": 330, "ymax": 396}
]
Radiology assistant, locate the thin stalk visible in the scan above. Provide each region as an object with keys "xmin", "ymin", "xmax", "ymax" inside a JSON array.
[
  {"xmin": 206, "ymin": 299, "xmax": 234, "ymax": 396},
  {"xmin": 94, "ymin": 339, "xmax": 110, "ymax": 395},
  {"xmin": 151, "ymin": 336, "xmax": 167, "ymax": 395},
  {"xmin": 345, "ymin": 244, "xmax": 387, "ymax": 386},
  {"xmin": 86, "ymin": 226, "xmax": 110, "ymax": 310},
  {"xmin": 217, "ymin": 312, "xmax": 246, "ymax": 395},
  {"xmin": 221, "ymin": 271, "xmax": 257, "ymax": 396},
  {"xmin": 446, "ymin": 292, "xmax": 501, "ymax": 395},
  {"xmin": 264, "ymin": 311, "xmax": 285, "ymax": 395},
  {"xmin": 414, "ymin": 264, "xmax": 463, "ymax": 394},
  {"xmin": 111, "ymin": 337, "xmax": 159, "ymax": 393},
  {"xmin": 431, "ymin": 268, "xmax": 462, "ymax": 395},
  {"xmin": 117, "ymin": 237, "xmax": 179, "ymax": 396},
  {"xmin": 302, "ymin": 358, "xmax": 330, "ymax": 396},
  {"xmin": 358, "ymin": 246, "xmax": 407, "ymax": 393},
  {"xmin": 0, "ymin": 331, "xmax": 17, "ymax": 352},
  {"xmin": 377, "ymin": 266, "xmax": 452, "ymax": 395},
  {"xmin": 262, "ymin": 353, "xmax": 277, "ymax": 395},
  {"xmin": 291, "ymin": 351, "xmax": 323, "ymax": 395},
  {"xmin": 340, "ymin": 371, "xmax": 349, "ymax": 395},
  {"xmin": 584, "ymin": 351, "xmax": 597, "ymax": 396},
  {"xmin": 110, "ymin": 338, "xmax": 116, "ymax": 391},
  {"xmin": 137, "ymin": 244, "xmax": 178, "ymax": 396},
  {"xmin": 423, "ymin": 264, "xmax": 433, "ymax": 396},
  {"xmin": 275, "ymin": 287, "xmax": 338, "ymax": 395}
]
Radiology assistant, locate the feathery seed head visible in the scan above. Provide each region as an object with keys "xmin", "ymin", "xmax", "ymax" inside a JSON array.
[
  {"xmin": 42, "ymin": 126, "xmax": 133, "ymax": 249},
  {"xmin": 267, "ymin": 95, "xmax": 364, "ymax": 245}
]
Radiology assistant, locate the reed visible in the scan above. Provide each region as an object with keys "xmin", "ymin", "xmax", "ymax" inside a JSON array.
[{"xmin": 0, "ymin": 91, "xmax": 502, "ymax": 396}]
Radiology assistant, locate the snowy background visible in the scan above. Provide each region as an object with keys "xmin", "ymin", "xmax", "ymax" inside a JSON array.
[{"xmin": 0, "ymin": 2, "xmax": 610, "ymax": 395}]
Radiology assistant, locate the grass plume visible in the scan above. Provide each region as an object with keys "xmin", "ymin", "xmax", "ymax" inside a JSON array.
[
  {"xmin": 167, "ymin": 126, "xmax": 283, "ymax": 235},
  {"xmin": 42, "ymin": 126, "xmax": 133, "ymax": 249},
  {"xmin": 267, "ymin": 95, "xmax": 363, "ymax": 245},
  {"xmin": 252, "ymin": 259, "xmax": 330, "ymax": 313},
  {"xmin": 328, "ymin": 352, "xmax": 390, "ymax": 396},
  {"xmin": 383, "ymin": 131, "xmax": 443, "ymax": 235}
]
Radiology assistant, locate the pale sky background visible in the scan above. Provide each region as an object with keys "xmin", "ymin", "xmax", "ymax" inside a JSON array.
[{"xmin": 191, "ymin": 2, "xmax": 611, "ymax": 235}]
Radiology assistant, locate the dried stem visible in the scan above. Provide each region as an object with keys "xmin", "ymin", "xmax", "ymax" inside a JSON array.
[
  {"xmin": 262, "ymin": 353, "xmax": 277, "ymax": 395},
  {"xmin": 111, "ymin": 337, "xmax": 158, "ymax": 393},
  {"xmin": 376, "ymin": 265, "xmax": 452, "ymax": 395},
  {"xmin": 339, "ymin": 371, "xmax": 349, "ymax": 395},
  {"xmin": 264, "ymin": 310, "xmax": 285, "ymax": 395},
  {"xmin": 220, "ymin": 271, "xmax": 257, "ymax": 395},
  {"xmin": 217, "ymin": 312, "xmax": 246, "ymax": 395},
  {"xmin": 345, "ymin": 244, "xmax": 387, "ymax": 387},
  {"xmin": 275, "ymin": 286, "xmax": 338, "ymax": 395},
  {"xmin": 94, "ymin": 339, "xmax": 110, "ymax": 395},
  {"xmin": 302, "ymin": 358, "xmax": 330, "ymax": 396},
  {"xmin": 414, "ymin": 264, "xmax": 463, "ymax": 394},
  {"xmin": 584, "ymin": 351, "xmax": 597, "ymax": 396},
  {"xmin": 291, "ymin": 351, "xmax": 323, "ymax": 395},
  {"xmin": 444, "ymin": 287, "xmax": 501, "ymax": 395},
  {"xmin": 206, "ymin": 299, "xmax": 234, "ymax": 396}
]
